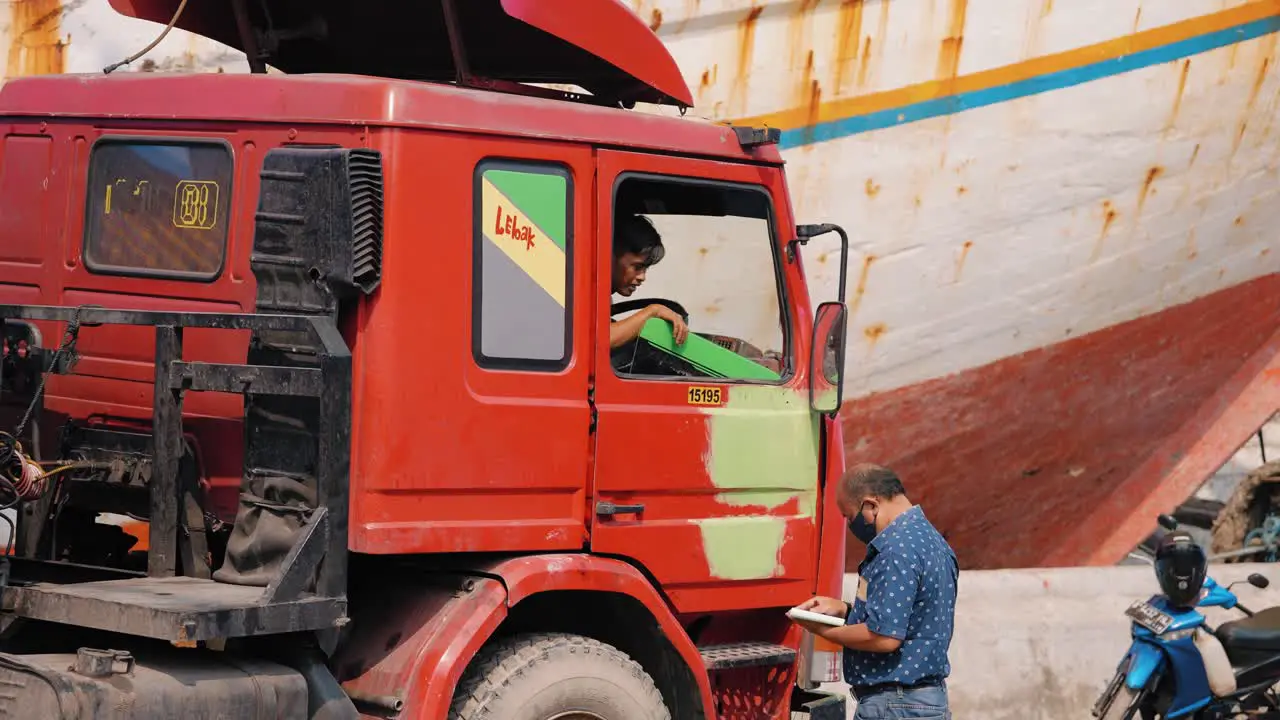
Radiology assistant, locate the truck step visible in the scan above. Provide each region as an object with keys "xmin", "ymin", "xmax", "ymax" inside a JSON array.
[
  {"xmin": 699, "ymin": 642, "xmax": 797, "ymax": 671},
  {"xmin": 4, "ymin": 576, "xmax": 346, "ymax": 642}
]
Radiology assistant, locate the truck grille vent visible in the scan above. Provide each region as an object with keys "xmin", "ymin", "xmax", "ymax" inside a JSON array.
[
  {"xmin": 346, "ymin": 149, "xmax": 383, "ymax": 295},
  {"xmin": 252, "ymin": 146, "xmax": 385, "ymax": 316}
]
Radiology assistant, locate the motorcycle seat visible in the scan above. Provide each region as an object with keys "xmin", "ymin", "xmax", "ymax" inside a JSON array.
[{"xmin": 1216, "ymin": 607, "xmax": 1280, "ymax": 661}]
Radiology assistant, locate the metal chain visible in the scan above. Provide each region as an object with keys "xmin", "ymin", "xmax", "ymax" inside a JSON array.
[{"xmin": 14, "ymin": 307, "xmax": 83, "ymax": 439}]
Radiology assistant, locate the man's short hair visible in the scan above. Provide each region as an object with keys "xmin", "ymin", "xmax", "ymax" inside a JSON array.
[
  {"xmin": 841, "ymin": 463, "xmax": 906, "ymax": 501},
  {"xmin": 614, "ymin": 214, "xmax": 665, "ymax": 266}
]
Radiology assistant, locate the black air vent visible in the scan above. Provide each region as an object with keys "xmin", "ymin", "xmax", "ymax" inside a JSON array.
[
  {"xmin": 252, "ymin": 147, "xmax": 385, "ymax": 315},
  {"xmin": 346, "ymin": 150, "xmax": 384, "ymax": 295}
]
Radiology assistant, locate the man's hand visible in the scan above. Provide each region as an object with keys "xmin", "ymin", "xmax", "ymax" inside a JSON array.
[
  {"xmin": 796, "ymin": 596, "xmax": 848, "ymax": 617},
  {"xmin": 609, "ymin": 304, "xmax": 689, "ymax": 349},
  {"xmin": 649, "ymin": 305, "xmax": 689, "ymax": 345}
]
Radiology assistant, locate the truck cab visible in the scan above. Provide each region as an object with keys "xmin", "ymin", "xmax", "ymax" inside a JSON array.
[{"xmin": 0, "ymin": 1, "xmax": 851, "ymax": 717}]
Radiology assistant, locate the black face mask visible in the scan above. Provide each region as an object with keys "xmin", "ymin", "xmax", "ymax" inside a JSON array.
[{"xmin": 848, "ymin": 503, "xmax": 878, "ymax": 544}]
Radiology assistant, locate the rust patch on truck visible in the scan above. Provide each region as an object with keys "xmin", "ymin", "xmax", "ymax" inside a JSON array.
[{"xmin": 6, "ymin": 0, "xmax": 67, "ymax": 78}]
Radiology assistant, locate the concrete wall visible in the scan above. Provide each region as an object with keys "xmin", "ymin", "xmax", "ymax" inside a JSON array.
[{"xmin": 818, "ymin": 563, "xmax": 1280, "ymax": 720}]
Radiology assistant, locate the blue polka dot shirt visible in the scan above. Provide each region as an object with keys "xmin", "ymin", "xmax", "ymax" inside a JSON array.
[{"xmin": 843, "ymin": 505, "xmax": 959, "ymax": 688}]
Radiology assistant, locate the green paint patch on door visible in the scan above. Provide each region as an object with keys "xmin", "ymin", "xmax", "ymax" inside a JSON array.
[
  {"xmin": 703, "ymin": 385, "xmax": 820, "ymax": 517},
  {"xmin": 695, "ymin": 385, "xmax": 822, "ymax": 580},
  {"xmin": 697, "ymin": 515, "xmax": 787, "ymax": 580}
]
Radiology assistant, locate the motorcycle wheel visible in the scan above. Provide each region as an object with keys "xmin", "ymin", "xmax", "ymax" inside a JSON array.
[{"xmin": 1099, "ymin": 686, "xmax": 1141, "ymax": 720}]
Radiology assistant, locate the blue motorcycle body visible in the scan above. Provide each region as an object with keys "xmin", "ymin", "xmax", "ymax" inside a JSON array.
[{"xmin": 1109, "ymin": 577, "xmax": 1241, "ymax": 718}]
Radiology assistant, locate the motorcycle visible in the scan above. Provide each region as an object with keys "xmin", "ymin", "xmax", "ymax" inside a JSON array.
[{"xmin": 1093, "ymin": 513, "xmax": 1280, "ymax": 720}]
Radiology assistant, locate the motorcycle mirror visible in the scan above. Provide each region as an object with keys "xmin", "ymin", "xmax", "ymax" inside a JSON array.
[
  {"xmin": 1157, "ymin": 514, "xmax": 1178, "ymax": 531},
  {"xmin": 1249, "ymin": 573, "xmax": 1270, "ymax": 589}
]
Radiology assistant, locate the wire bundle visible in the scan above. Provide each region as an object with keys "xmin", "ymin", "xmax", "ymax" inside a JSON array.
[{"xmin": 0, "ymin": 432, "xmax": 78, "ymax": 509}]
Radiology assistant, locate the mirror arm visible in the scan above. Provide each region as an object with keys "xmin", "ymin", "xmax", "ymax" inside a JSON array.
[{"xmin": 795, "ymin": 224, "xmax": 850, "ymax": 305}]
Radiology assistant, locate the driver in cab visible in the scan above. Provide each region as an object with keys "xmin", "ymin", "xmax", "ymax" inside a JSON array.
[{"xmin": 609, "ymin": 214, "xmax": 689, "ymax": 348}]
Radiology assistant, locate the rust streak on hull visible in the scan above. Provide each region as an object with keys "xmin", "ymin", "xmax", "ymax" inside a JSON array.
[
  {"xmin": 834, "ymin": 0, "xmax": 865, "ymax": 94},
  {"xmin": 1169, "ymin": 59, "xmax": 1193, "ymax": 129},
  {"xmin": 731, "ymin": 5, "xmax": 764, "ymax": 116},
  {"xmin": 937, "ymin": 0, "xmax": 968, "ymax": 80}
]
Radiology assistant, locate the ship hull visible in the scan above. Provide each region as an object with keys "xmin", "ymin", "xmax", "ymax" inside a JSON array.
[
  {"xmin": 2, "ymin": 0, "xmax": 1278, "ymax": 569},
  {"xmin": 648, "ymin": 0, "xmax": 1280, "ymax": 569}
]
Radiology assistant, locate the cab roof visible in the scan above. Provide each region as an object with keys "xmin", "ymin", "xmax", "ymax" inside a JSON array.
[
  {"xmin": 108, "ymin": 0, "xmax": 695, "ymax": 108},
  {"xmin": 0, "ymin": 72, "xmax": 781, "ymax": 165}
]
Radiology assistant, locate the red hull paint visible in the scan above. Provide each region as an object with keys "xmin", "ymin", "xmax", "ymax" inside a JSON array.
[{"xmin": 841, "ymin": 273, "xmax": 1280, "ymax": 571}]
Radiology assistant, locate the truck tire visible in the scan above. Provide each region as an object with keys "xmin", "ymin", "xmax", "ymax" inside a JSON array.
[{"xmin": 448, "ymin": 632, "xmax": 671, "ymax": 720}]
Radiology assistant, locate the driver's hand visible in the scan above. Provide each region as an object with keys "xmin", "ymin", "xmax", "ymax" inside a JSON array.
[{"xmin": 649, "ymin": 305, "xmax": 689, "ymax": 345}]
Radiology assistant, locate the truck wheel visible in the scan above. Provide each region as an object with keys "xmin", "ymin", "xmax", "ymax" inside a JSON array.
[{"xmin": 449, "ymin": 632, "xmax": 671, "ymax": 720}]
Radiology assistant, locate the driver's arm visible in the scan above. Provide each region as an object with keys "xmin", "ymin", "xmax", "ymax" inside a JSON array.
[{"xmin": 610, "ymin": 304, "xmax": 689, "ymax": 349}]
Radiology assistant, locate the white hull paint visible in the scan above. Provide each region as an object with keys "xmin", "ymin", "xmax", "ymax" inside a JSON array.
[
  {"xmin": 2, "ymin": 0, "xmax": 1277, "ymax": 401},
  {"xmin": 639, "ymin": 0, "xmax": 1280, "ymax": 397}
]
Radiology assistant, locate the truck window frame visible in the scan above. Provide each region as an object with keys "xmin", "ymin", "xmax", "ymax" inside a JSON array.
[
  {"xmin": 608, "ymin": 170, "xmax": 794, "ymax": 386},
  {"xmin": 471, "ymin": 157, "xmax": 576, "ymax": 372},
  {"xmin": 80, "ymin": 135, "xmax": 234, "ymax": 283}
]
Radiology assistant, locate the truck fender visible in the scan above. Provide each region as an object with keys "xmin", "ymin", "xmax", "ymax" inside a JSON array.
[
  {"xmin": 334, "ymin": 554, "xmax": 716, "ymax": 719},
  {"xmin": 335, "ymin": 573, "xmax": 509, "ymax": 718}
]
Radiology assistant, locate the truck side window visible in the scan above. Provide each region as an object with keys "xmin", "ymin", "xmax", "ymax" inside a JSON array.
[
  {"xmin": 83, "ymin": 138, "xmax": 233, "ymax": 281},
  {"xmin": 472, "ymin": 159, "xmax": 574, "ymax": 370},
  {"xmin": 610, "ymin": 174, "xmax": 788, "ymax": 383}
]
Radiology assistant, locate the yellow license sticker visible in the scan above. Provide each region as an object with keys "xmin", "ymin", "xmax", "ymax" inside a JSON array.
[{"xmin": 687, "ymin": 386, "xmax": 723, "ymax": 406}]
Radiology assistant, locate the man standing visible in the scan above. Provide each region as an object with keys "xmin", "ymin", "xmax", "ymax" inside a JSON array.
[{"xmin": 792, "ymin": 463, "xmax": 959, "ymax": 719}]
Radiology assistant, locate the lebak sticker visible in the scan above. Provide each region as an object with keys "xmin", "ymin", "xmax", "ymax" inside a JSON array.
[{"xmin": 687, "ymin": 386, "xmax": 724, "ymax": 406}]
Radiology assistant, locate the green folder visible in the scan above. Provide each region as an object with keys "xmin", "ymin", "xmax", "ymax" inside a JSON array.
[{"xmin": 637, "ymin": 318, "xmax": 781, "ymax": 382}]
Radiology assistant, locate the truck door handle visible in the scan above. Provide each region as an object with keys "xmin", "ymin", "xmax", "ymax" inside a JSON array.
[{"xmin": 596, "ymin": 501, "xmax": 645, "ymax": 517}]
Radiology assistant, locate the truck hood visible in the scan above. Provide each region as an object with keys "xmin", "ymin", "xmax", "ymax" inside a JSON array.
[{"xmin": 108, "ymin": 0, "xmax": 695, "ymax": 107}]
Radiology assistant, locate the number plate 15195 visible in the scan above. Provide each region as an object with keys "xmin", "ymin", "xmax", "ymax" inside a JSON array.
[{"xmin": 687, "ymin": 386, "xmax": 724, "ymax": 406}]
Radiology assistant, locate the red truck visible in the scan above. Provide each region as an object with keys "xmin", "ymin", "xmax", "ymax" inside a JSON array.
[{"xmin": 0, "ymin": 1, "xmax": 852, "ymax": 718}]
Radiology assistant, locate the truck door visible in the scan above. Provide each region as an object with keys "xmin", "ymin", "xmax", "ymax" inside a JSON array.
[{"xmin": 590, "ymin": 149, "xmax": 821, "ymax": 614}]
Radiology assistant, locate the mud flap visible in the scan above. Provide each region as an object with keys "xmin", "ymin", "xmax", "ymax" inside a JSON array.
[{"xmin": 791, "ymin": 687, "xmax": 846, "ymax": 720}]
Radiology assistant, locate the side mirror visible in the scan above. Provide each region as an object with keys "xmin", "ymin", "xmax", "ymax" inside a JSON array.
[
  {"xmin": 1250, "ymin": 573, "xmax": 1270, "ymax": 589},
  {"xmin": 1157, "ymin": 514, "xmax": 1178, "ymax": 531},
  {"xmin": 810, "ymin": 302, "xmax": 847, "ymax": 415}
]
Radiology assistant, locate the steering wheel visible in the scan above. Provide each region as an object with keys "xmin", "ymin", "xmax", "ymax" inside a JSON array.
[{"xmin": 610, "ymin": 298, "xmax": 690, "ymax": 323}]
